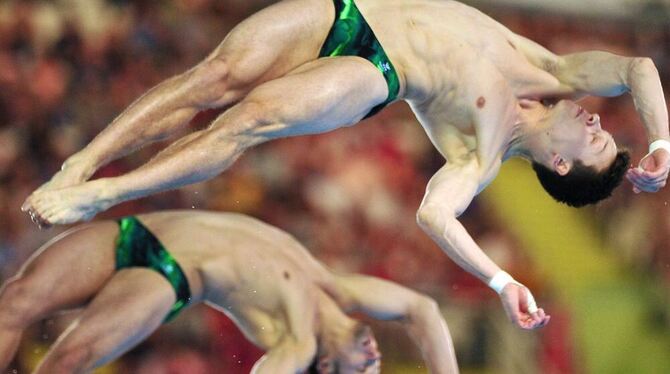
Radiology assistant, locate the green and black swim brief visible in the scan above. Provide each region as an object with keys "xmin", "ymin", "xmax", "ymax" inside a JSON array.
[
  {"xmin": 319, "ymin": 0, "xmax": 400, "ymax": 118},
  {"xmin": 115, "ymin": 216, "xmax": 191, "ymax": 322}
]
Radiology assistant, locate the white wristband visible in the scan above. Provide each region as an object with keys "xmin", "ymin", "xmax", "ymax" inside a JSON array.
[
  {"xmin": 649, "ymin": 139, "xmax": 670, "ymax": 155},
  {"xmin": 488, "ymin": 271, "xmax": 515, "ymax": 295},
  {"xmin": 489, "ymin": 271, "xmax": 539, "ymax": 313}
]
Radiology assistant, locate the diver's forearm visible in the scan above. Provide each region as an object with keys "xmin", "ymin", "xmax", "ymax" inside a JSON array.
[
  {"xmin": 627, "ymin": 58, "xmax": 669, "ymax": 143},
  {"xmin": 407, "ymin": 300, "xmax": 459, "ymax": 374},
  {"xmin": 418, "ymin": 208, "xmax": 500, "ymax": 284}
]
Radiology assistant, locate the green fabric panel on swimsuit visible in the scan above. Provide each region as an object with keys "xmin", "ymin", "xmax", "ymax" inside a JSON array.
[
  {"xmin": 319, "ymin": 0, "xmax": 400, "ymax": 118},
  {"xmin": 115, "ymin": 216, "xmax": 191, "ymax": 322}
]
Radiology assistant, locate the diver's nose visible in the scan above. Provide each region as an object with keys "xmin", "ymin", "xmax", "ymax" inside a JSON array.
[{"xmin": 364, "ymin": 342, "xmax": 380, "ymax": 359}]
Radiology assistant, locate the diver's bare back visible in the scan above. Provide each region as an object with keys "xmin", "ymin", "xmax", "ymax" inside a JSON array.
[
  {"xmin": 136, "ymin": 211, "xmax": 328, "ymax": 349},
  {"xmin": 362, "ymin": 0, "xmax": 559, "ymax": 168}
]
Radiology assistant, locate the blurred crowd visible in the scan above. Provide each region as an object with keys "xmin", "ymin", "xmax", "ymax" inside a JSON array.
[{"xmin": 0, "ymin": 0, "xmax": 668, "ymax": 373}]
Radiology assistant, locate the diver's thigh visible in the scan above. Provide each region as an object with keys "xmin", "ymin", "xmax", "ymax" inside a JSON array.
[
  {"xmin": 37, "ymin": 269, "xmax": 176, "ymax": 372},
  {"xmin": 241, "ymin": 56, "xmax": 389, "ymax": 139},
  {"xmin": 8, "ymin": 222, "xmax": 117, "ymax": 311},
  {"xmin": 211, "ymin": 0, "xmax": 336, "ymax": 89}
]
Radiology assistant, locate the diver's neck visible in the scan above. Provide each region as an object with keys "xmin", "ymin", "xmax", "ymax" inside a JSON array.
[
  {"xmin": 315, "ymin": 291, "xmax": 354, "ymax": 354},
  {"xmin": 503, "ymin": 109, "xmax": 547, "ymax": 161}
]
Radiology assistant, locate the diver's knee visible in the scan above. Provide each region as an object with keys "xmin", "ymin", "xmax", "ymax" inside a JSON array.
[
  {"xmin": 0, "ymin": 277, "xmax": 42, "ymax": 328},
  {"xmin": 212, "ymin": 100, "xmax": 277, "ymax": 137},
  {"xmin": 38, "ymin": 344, "xmax": 93, "ymax": 374},
  {"xmin": 183, "ymin": 56, "xmax": 234, "ymax": 107},
  {"xmin": 195, "ymin": 55, "xmax": 231, "ymax": 86}
]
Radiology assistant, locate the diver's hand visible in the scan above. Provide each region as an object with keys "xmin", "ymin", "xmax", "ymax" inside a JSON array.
[
  {"xmin": 499, "ymin": 283, "xmax": 550, "ymax": 330},
  {"xmin": 626, "ymin": 148, "xmax": 670, "ymax": 193}
]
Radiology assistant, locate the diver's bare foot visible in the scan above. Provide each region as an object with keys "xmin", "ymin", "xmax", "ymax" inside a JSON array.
[
  {"xmin": 22, "ymin": 180, "xmax": 115, "ymax": 227},
  {"xmin": 32, "ymin": 169, "xmax": 86, "ymax": 195},
  {"xmin": 32, "ymin": 154, "xmax": 98, "ymax": 195}
]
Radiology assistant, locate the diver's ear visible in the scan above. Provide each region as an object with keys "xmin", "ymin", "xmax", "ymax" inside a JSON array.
[
  {"xmin": 317, "ymin": 357, "xmax": 334, "ymax": 374},
  {"xmin": 518, "ymin": 98, "xmax": 538, "ymax": 109},
  {"xmin": 552, "ymin": 154, "xmax": 571, "ymax": 176}
]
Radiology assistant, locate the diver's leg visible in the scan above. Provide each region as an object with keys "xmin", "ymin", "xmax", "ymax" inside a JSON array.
[
  {"xmin": 33, "ymin": 269, "xmax": 177, "ymax": 374},
  {"xmin": 27, "ymin": 0, "xmax": 335, "ymax": 192},
  {"xmin": 26, "ymin": 56, "xmax": 389, "ymax": 226},
  {"xmin": 0, "ymin": 223, "xmax": 117, "ymax": 369}
]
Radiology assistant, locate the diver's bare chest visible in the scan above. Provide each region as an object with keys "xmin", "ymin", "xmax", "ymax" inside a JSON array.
[{"xmin": 402, "ymin": 23, "xmax": 555, "ymax": 102}]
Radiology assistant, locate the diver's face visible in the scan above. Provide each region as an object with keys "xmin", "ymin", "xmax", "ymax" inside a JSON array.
[
  {"xmin": 320, "ymin": 326, "xmax": 381, "ymax": 374},
  {"xmin": 541, "ymin": 100, "xmax": 617, "ymax": 171}
]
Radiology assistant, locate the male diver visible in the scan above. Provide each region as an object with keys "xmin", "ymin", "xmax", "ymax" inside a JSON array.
[
  {"xmin": 0, "ymin": 210, "xmax": 458, "ymax": 374},
  {"xmin": 22, "ymin": 0, "xmax": 669, "ymax": 329}
]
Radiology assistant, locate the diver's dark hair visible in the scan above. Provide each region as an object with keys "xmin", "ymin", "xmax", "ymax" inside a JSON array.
[
  {"xmin": 531, "ymin": 150, "xmax": 630, "ymax": 207},
  {"xmin": 307, "ymin": 358, "xmax": 319, "ymax": 374}
]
